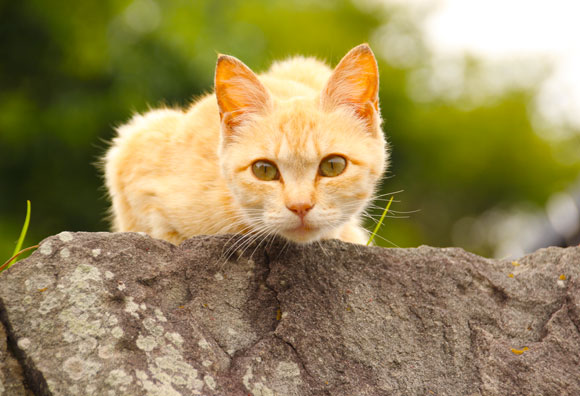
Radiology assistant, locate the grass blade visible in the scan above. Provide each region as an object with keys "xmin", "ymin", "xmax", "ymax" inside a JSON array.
[
  {"xmin": 3, "ymin": 200, "xmax": 31, "ymax": 272},
  {"xmin": 367, "ymin": 196, "xmax": 394, "ymax": 246},
  {"xmin": 1, "ymin": 245, "xmax": 39, "ymax": 273}
]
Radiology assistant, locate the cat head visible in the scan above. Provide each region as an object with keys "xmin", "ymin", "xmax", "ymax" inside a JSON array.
[{"xmin": 215, "ymin": 44, "xmax": 387, "ymax": 243}]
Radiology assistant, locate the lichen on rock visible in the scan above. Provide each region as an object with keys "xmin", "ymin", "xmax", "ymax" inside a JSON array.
[{"xmin": 0, "ymin": 232, "xmax": 578, "ymax": 395}]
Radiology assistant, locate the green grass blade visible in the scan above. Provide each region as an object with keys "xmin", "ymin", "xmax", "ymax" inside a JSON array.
[
  {"xmin": 367, "ymin": 196, "xmax": 394, "ymax": 246},
  {"xmin": 6, "ymin": 200, "xmax": 31, "ymax": 270}
]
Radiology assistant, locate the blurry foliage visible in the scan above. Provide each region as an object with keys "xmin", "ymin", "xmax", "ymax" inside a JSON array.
[{"xmin": 1, "ymin": 0, "xmax": 579, "ymax": 258}]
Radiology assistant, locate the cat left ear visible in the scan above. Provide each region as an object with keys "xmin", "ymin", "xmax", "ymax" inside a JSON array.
[
  {"xmin": 321, "ymin": 44, "xmax": 380, "ymax": 131},
  {"xmin": 215, "ymin": 55, "xmax": 271, "ymax": 135}
]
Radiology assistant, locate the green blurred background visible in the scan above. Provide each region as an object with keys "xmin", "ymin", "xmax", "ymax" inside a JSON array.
[{"xmin": 2, "ymin": 0, "xmax": 580, "ymax": 260}]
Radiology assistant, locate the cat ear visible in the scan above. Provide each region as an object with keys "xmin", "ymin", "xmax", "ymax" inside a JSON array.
[
  {"xmin": 215, "ymin": 55, "xmax": 271, "ymax": 134},
  {"xmin": 321, "ymin": 44, "xmax": 380, "ymax": 130}
]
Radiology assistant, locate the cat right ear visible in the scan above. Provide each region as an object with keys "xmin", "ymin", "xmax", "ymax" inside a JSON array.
[{"xmin": 215, "ymin": 55, "xmax": 271, "ymax": 136}]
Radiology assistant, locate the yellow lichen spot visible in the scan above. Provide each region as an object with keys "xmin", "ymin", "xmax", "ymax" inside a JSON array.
[
  {"xmin": 276, "ymin": 309, "xmax": 281, "ymax": 321},
  {"xmin": 511, "ymin": 261, "xmax": 520, "ymax": 267},
  {"xmin": 346, "ymin": 306, "xmax": 351, "ymax": 312},
  {"xmin": 38, "ymin": 287, "xmax": 48, "ymax": 292},
  {"xmin": 559, "ymin": 274, "xmax": 566, "ymax": 280},
  {"xmin": 508, "ymin": 273, "xmax": 514, "ymax": 278},
  {"xmin": 511, "ymin": 347, "xmax": 529, "ymax": 355}
]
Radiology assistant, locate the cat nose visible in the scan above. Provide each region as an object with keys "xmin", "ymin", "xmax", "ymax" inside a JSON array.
[{"xmin": 286, "ymin": 202, "xmax": 314, "ymax": 219}]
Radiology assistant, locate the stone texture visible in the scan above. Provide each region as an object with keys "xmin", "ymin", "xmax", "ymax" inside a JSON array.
[
  {"xmin": 0, "ymin": 231, "xmax": 579, "ymax": 395},
  {"xmin": 0, "ymin": 321, "xmax": 32, "ymax": 395}
]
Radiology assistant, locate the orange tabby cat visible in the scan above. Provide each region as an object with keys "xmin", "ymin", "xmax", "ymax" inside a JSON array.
[{"xmin": 104, "ymin": 44, "xmax": 387, "ymax": 245}]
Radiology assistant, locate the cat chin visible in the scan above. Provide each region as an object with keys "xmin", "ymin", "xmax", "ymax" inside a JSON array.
[{"xmin": 278, "ymin": 226, "xmax": 324, "ymax": 243}]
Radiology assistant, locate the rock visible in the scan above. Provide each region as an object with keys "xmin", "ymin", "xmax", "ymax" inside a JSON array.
[
  {"xmin": 0, "ymin": 321, "xmax": 32, "ymax": 395},
  {"xmin": 0, "ymin": 231, "xmax": 578, "ymax": 395}
]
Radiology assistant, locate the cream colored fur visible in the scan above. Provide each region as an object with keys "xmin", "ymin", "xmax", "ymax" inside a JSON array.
[{"xmin": 104, "ymin": 44, "xmax": 387, "ymax": 245}]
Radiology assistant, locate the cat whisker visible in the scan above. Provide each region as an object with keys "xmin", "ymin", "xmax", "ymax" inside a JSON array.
[
  {"xmin": 364, "ymin": 200, "xmax": 420, "ymax": 217},
  {"xmin": 264, "ymin": 229, "xmax": 280, "ymax": 251},
  {"xmin": 247, "ymin": 227, "xmax": 279, "ymax": 262},
  {"xmin": 216, "ymin": 213, "xmax": 261, "ymax": 234},
  {"xmin": 235, "ymin": 225, "xmax": 275, "ymax": 262},
  {"xmin": 363, "ymin": 213, "xmax": 411, "ymax": 220},
  {"xmin": 269, "ymin": 237, "xmax": 292, "ymax": 262},
  {"xmin": 217, "ymin": 212, "xmax": 259, "ymax": 224},
  {"xmin": 350, "ymin": 240, "xmax": 363, "ymax": 255},
  {"xmin": 219, "ymin": 223, "xmax": 254, "ymax": 249},
  {"xmin": 220, "ymin": 223, "xmax": 264, "ymax": 262},
  {"xmin": 317, "ymin": 240, "xmax": 329, "ymax": 257},
  {"xmin": 222, "ymin": 222, "xmax": 273, "ymax": 261},
  {"xmin": 369, "ymin": 198, "xmax": 402, "ymax": 204},
  {"xmin": 220, "ymin": 233, "xmax": 261, "ymax": 271},
  {"xmin": 359, "ymin": 212, "xmax": 403, "ymax": 241},
  {"xmin": 377, "ymin": 173, "xmax": 397, "ymax": 182},
  {"xmin": 372, "ymin": 190, "xmax": 404, "ymax": 198},
  {"xmin": 361, "ymin": 214, "xmax": 381, "ymax": 226},
  {"xmin": 222, "ymin": 227, "xmax": 263, "ymax": 259},
  {"xmin": 361, "ymin": 209, "xmax": 409, "ymax": 223},
  {"xmin": 211, "ymin": 215, "xmax": 251, "ymax": 234},
  {"xmin": 364, "ymin": 204, "xmax": 392, "ymax": 211},
  {"xmin": 365, "ymin": 231, "xmax": 401, "ymax": 248},
  {"xmin": 381, "ymin": 209, "xmax": 421, "ymax": 214}
]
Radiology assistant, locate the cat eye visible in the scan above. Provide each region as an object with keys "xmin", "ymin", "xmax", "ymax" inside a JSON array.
[
  {"xmin": 319, "ymin": 155, "xmax": 347, "ymax": 177},
  {"xmin": 252, "ymin": 160, "xmax": 280, "ymax": 181}
]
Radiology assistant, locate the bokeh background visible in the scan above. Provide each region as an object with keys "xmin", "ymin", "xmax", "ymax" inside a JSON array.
[{"xmin": 2, "ymin": 0, "xmax": 580, "ymax": 260}]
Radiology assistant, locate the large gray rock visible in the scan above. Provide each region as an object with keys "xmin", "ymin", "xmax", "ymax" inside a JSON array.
[
  {"xmin": 0, "ymin": 322, "xmax": 31, "ymax": 395},
  {"xmin": 0, "ymin": 232, "xmax": 578, "ymax": 395}
]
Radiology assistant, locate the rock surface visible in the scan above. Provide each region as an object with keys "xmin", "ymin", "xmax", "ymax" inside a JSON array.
[{"xmin": 0, "ymin": 231, "xmax": 579, "ymax": 395}]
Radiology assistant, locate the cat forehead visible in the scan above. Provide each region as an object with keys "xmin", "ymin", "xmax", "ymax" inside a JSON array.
[
  {"xmin": 271, "ymin": 98, "xmax": 360, "ymax": 137},
  {"xmin": 243, "ymin": 101, "xmax": 362, "ymax": 156},
  {"xmin": 273, "ymin": 98, "xmax": 320, "ymax": 129},
  {"xmin": 271, "ymin": 107, "xmax": 345, "ymax": 158},
  {"xmin": 275, "ymin": 132, "xmax": 319, "ymax": 164}
]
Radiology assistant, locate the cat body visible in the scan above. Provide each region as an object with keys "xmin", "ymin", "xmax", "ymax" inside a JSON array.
[{"xmin": 104, "ymin": 44, "xmax": 387, "ymax": 245}]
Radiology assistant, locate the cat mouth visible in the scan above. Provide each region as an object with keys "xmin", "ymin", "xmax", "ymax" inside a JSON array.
[
  {"xmin": 287, "ymin": 218, "xmax": 319, "ymax": 232},
  {"xmin": 290, "ymin": 224, "xmax": 316, "ymax": 232}
]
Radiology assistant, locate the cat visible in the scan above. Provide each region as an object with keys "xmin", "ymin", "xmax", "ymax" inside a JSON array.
[{"xmin": 103, "ymin": 44, "xmax": 388, "ymax": 246}]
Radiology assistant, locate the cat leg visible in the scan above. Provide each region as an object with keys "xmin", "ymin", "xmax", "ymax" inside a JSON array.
[{"xmin": 336, "ymin": 221, "xmax": 369, "ymax": 245}]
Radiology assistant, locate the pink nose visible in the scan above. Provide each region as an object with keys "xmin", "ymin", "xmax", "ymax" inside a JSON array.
[{"xmin": 286, "ymin": 202, "xmax": 314, "ymax": 219}]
